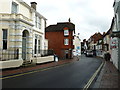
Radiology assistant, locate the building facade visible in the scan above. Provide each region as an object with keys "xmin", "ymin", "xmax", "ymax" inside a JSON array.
[
  {"xmin": 73, "ymin": 34, "xmax": 81, "ymax": 56},
  {"xmin": 87, "ymin": 32, "xmax": 103, "ymax": 50},
  {"xmin": 110, "ymin": 0, "xmax": 120, "ymax": 71},
  {"xmin": 0, "ymin": 0, "xmax": 49, "ymax": 67},
  {"xmin": 45, "ymin": 22, "xmax": 75, "ymax": 59}
]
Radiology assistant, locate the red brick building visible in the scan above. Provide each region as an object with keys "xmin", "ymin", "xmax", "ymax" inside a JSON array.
[{"xmin": 45, "ymin": 22, "xmax": 75, "ymax": 59}]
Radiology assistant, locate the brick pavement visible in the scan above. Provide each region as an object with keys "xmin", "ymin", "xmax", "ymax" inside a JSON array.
[
  {"xmin": 93, "ymin": 60, "xmax": 120, "ymax": 88},
  {"xmin": 0, "ymin": 56, "xmax": 79, "ymax": 77}
]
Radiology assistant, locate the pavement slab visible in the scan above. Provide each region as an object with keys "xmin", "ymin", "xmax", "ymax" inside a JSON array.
[{"xmin": 93, "ymin": 60, "xmax": 120, "ymax": 89}]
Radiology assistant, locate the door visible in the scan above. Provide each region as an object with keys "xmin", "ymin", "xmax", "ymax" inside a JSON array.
[{"xmin": 22, "ymin": 37, "xmax": 27, "ymax": 60}]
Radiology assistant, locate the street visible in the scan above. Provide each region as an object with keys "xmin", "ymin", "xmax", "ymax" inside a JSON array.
[{"xmin": 2, "ymin": 55, "xmax": 102, "ymax": 88}]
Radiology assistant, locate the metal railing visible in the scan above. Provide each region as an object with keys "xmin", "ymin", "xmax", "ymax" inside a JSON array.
[
  {"xmin": 0, "ymin": 48, "xmax": 19, "ymax": 61},
  {"xmin": 32, "ymin": 49, "xmax": 54, "ymax": 57}
]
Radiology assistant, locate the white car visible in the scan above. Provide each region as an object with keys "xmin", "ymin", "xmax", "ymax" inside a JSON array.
[{"xmin": 86, "ymin": 50, "xmax": 94, "ymax": 57}]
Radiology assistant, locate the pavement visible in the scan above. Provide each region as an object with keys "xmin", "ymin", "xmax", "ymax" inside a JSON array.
[
  {"xmin": 1, "ymin": 56, "xmax": 120, "ymax": 89},
  {"xmin": 93, "ymin": 59, "xmax": 120, "ymax": 89},
  {"xmin": 0, "ymin": 56, "xmax": 79, "ymax": 77}
]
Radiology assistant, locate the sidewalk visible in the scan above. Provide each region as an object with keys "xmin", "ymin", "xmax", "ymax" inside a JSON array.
[
  {"xmin": 93, "ymin": 60, "xmax": 120, "ymax": 88},
  {"xmin": 0, "ymin": 56, "xmax": 79, "ymax": 77}
]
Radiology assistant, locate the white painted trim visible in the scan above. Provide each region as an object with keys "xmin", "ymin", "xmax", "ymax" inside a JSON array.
[
  {"xmin": 27, "ymin": 47, "xmax": 32, "ymax": 49},
  {"xmin": 10, "ymin": 39, "xmax": 22, "ymax": 42},
  {"xmin": 34, "ymin": 56, "xmax": 54, "ymax": 64},
  {"xmin": 10, "ymin": 45, "xmax": 22, "ymax": 48},
  {"xmin": 10, "ymin": 33, "xmax": 22, "ymax": 36},
  {"xmin": 27, "ymin": 52, "xmax": 32, "ymax": 54}
]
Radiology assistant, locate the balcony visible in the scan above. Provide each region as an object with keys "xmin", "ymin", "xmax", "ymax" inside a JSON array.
[{"xmin": 0, "ymin": 13, "xmax": 33, "ymax": 25}]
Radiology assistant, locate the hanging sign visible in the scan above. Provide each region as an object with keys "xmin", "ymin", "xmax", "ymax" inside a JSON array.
[{"xmin": 110, "ymin": 37, "xmax": 118, "ymax": 49}]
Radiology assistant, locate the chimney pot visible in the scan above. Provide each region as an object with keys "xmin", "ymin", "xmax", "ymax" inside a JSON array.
[{"xmin": 31, "ymin": 2, "xmax": 37, "ymax": 10}]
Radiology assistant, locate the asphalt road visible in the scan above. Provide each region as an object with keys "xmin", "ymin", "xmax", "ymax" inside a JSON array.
[{"xmin": 2, "ymin": 55, "xmax": 102, "ymax": 88}]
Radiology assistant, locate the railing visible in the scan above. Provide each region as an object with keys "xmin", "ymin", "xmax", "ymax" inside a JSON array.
[
  {"xmin": 32, "ymin": 50, "xmax": 54, "ymax": 57},
  {"xmin": 0, "ymin": 48, "xmax": 19, "ymax": 61}
]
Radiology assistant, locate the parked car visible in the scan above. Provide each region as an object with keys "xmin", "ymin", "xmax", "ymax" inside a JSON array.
[
  {"xmin": 84, "ymin": 51, "xmax": 87, "ymax": 55},
  {"xmin": 86, "ymin": 50, "xmax": 94, "ymax": 57}
]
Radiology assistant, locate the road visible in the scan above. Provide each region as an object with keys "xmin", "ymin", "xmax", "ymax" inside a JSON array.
[{"xmin": 2, "ymin": 55, "xmax": 102, "ymax": 88}]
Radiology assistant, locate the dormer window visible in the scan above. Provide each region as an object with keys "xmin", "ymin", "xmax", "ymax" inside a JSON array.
[{"xmin": 64, "ymin": 30, "xmax": 69, "ymax": 36}]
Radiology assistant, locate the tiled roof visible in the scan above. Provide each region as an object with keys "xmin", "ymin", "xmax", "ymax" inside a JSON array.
[{"xmin": 45, "ymin": 22, "xmax": 75, "ymax": 32}]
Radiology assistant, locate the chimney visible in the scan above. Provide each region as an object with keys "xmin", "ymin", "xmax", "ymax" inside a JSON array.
[
  {"xmin": 31, "ymin": 2, "xmax": 37, "ymax": 10},
  {"xmin": 68, "ymin": 18, "xmax": 71, "ymax": 22},
  {"xmin": 103, "ymin": 32, "xmax": 106, "ymax": 35}
]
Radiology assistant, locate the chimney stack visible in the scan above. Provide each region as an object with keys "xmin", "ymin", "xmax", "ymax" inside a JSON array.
[{"xmin": 31, "ymin": 2, "xmax": 37, "ymax": 10}]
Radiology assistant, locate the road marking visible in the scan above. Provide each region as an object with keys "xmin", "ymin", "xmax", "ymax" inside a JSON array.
[
  {"xmin": 83, "ymin": 61, "xmax": 105, "ymax": 90},
  {"xmin": 0, "ymin": 62, "xmax": 72, "ymax": 80}
]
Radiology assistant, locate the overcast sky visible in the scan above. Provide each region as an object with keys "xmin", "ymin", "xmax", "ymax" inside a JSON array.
[{"xmin": 24, "ymin": 0, "xmax": 114, "ymax": 41}]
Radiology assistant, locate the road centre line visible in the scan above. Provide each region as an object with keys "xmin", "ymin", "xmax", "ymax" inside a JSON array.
[{"xmin": 1, "ymin": 62, "xmax": 72, "ymax": 80}]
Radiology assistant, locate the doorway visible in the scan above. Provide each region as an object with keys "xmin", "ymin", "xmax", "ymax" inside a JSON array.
[{"xmin": 22, "ymin": 30, "xmax": 29, "ymax": 60}]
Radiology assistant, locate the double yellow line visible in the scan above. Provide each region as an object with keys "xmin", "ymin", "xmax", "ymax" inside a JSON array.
[
  {"xmin": 0, "ymin": 62, "xmax": 72, "ymax": 80},
  {"xmin": 83, "ymin": 62, "xmax": 105, "ymax": 89}
]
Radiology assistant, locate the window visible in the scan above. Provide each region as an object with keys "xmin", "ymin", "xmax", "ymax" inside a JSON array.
[
  {"xmin": 2, "ymin": 29, "xmax": 7, "ymax": 49},
  {"xmin": 38, "ymin": 17, "xmax": 41, "ymax": 29},
  {"xmin": 35, "ymin": 15, "xmax": 37, "ymax": 28},
  {"xmin": 34, "ymin": 39, "xmax": 37, "ymax": 54},
  {"xmin": 64, "ymin": 39, "xmax": 69, "ymax": 45},
  {"xmin": 11, "ymin": 2, "xmax": 18, "ymax": 14},
  {"xmin": 35, "ymin": 15, "xmax": 41, "ymax": 29},
  {"xmin": 34, "ymin": 35, "xmax": 37, "ymax": 54},
  {"xmin": 64, "ymin": 30, "xmax": 69, "ymax": 36},
  {"xmin": 38, "ymin": 40, "xmax": 41, "ymax": 53}
]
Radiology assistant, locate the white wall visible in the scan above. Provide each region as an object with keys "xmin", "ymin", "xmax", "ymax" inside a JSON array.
[
  {"xmin": 13, "ymin": 0, "xmax": 32, "ymax": 19},
  {"xmin": 0, "ymin": 0, "xmax": 32, "ymax": 19},
  {"xmin": 73, "ymin": 36, "xmax": 81, "ymax": 56},
  {"xmin": 0, "ymin": 59, "xmax": 23, "ymax": 69},
  {"xmin": 111, "ymin": 48, "xmax": 118, "ymax": 69},
  {"xmin": 35, "ymin": 56, "xmax": 54, "ymax": 64},
  {"xmin": 0, "ymin": 0, "xmax": 11, "ymax": 13}
]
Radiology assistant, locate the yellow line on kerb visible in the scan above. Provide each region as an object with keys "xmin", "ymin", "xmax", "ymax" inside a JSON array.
[
  {"xmin": 83, "ymin": 62, "xmax": 104, "ymax": 90},
  {"xmin": 1, "ymin": 63, "xmax": 71, "ymax": 80}
]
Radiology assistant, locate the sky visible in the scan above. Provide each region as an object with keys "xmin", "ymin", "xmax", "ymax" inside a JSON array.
[{"xmin": 24, "ymin": 0, "xmax": 114, "ymax": 41}]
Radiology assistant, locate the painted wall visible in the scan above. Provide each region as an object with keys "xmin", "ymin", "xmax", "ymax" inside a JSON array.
[
  {"xmin": 0, "ymin": 0, "xmax": 11, "ymax": 13},
  {"xmin": 73, "ymin": 35, "xmax": 81, "ymax": 56},
  {"xmin": 0, "ymin": 59, "xmax": 23, "ymax": 69},
  {"xmin": 0, "ymin": 0, "xmax": 32, "ymax": 20},
  {"xmin": 0, "ymin": 0, "xmax": 47, "ymax": 64}
]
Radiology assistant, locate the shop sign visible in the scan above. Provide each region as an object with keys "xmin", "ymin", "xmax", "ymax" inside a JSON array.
[{"xmin": 111, "ymin": 38, "xmax": 118, "ymax": 49}]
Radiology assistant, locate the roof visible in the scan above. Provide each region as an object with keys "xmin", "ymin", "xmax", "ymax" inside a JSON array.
[
  {"xmin": 103, "ymin": 18, "xmax": 114, "ymax": 37},
  {"xmin": 45, "ymin": 22, "xmax": 75, "ymax": 32}
]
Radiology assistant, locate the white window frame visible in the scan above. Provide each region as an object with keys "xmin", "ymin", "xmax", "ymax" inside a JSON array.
[
  {"xmin": 11, "ymin": 2, "xmax": 18, "ymax": 14},
  {"xmin": 38, "ymin": 17, "xmax": 41, "ymax": 29},
  {"xmin": 35, "ymin": 15, "xmax": 41, "ymax": 29},
  {"xmin": 64, "ymin": 39, "xmax": 69, "ymax": 45},
  {"xmin": 64, "ymin": 30, "xmax": 69, "ymax": 36}
]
